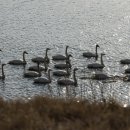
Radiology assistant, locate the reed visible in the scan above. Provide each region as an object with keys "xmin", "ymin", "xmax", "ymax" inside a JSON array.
[{"xmin": 0, "ymin": 96, "xmax": 129, "ymax": 130}]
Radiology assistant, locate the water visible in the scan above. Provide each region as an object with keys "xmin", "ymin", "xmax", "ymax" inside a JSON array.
[{"xmin": 0, "ymin": 0, "xmax": 130, "ymax": 103}]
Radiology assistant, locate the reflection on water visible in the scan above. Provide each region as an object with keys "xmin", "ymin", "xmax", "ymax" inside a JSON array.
[{"xmin": 0, "ymin": 0, "xmax": 130, "ymax": 105}]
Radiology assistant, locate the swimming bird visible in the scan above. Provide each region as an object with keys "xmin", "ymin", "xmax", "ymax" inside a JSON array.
[
  {"xmin": 0, "ymin": 64, "xmax": 6, "ymax": 80},
  {"xmin": 53, "ymin": 66, "xmax": 70, "ymax": 76},
  {"xmin": 28, "ymin": 60, "xmax": 48, "ymax": 72},
  {"xmin": 87, "ymin": 53, "xmax": 105, "ymax": 69},
  {"xmin": 24, "ymin": 62, "xmax": 41, "ymax": 78},
  {"xmin": 33, "ymin": 69, "xmax": 52, "ymax": 84},
  {"xmin": 57, "ymin": 68, "xmax": 78, "ymax": 86},
  {"xmin": 32, "ymin": 48, "xmax": 51, "ymax": 63},
  {"xmin": 8, "ymin": 51, "xmax": 28, "ymax": 65},
  {"xmin": 83, "ymin": 44, "xmax": 100, "ymax": 60},
  {"xmin": 54, "ymin": 54, "xmax": 72, "ymax": 69},
  {"xmin": 120, "ymin": 57, "xmax": 130, "ymax": 64},
  {"xmin": 52, "ymin": 45, "xmax": 69, "ymax": 60}
]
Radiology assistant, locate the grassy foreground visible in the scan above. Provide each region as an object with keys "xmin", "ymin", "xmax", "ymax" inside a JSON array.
[{"xmin": 0, "ymin": 97, "xmax": 129, "ymax": 130}]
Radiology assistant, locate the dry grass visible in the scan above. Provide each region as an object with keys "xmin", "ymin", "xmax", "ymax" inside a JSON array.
[{"xmin": 0, "ymin": 96, "xmax": 129, "ymax": 130}]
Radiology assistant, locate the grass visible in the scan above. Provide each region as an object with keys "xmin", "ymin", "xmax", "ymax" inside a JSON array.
[{"xmin": 0, "ymin": 96, "xmax": 129, "ymax": 130}]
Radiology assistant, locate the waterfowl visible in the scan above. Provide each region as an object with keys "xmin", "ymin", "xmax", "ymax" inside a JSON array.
[
  {"xmin": 57, "ymin": 68, "xmax": 78, "ymax": 86},
  {"xmin": 0, "ymin": 64, "xmax": 6, "ymax": 80},
  {"xmin": 28, "ymin": 60, "xmax": 48, "ymax": 72},
  {"xmin": 53, "ymin": 66, "xmax": 70, "ymax": 76},
  {"xmin": 52, "ymin": 45, "xmax": 69, "ymax": 60},
  {"xmin": 83, "ymin": 44, "xmax": 100, "ymax": 60},
  {"xmin": 34, "ymin": 69, "xmax": 52, "ymax": 84},
  {"xmin": 87, "ymin": 53, "xmax": 105, "ymax": 69},
  {"xmin": 24, "ymin": 62, "xmax": 41, "ymax": 78},
  {"xmin": 54, "ymin": 54, "xmax": 72, "ymax": 69},
  {"xmin": 32, "ymin": 48, "xmax": 51, "ymax": 63},
  {"xmin": 8, "ymin": 51, "xmax": 28, "ymax": 65}
]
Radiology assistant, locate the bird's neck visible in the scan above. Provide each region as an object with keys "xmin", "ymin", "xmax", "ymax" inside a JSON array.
[
  {"xmin": 95, "ymin": 46, "xmax": 98, "ymax": 60},
  {"xmin": 48, "ymin": 70, "xmax": 51, "ymax": 82},
  {"xmin": 23, "ymin": 53, "xmax": 26, "ymax": 62},
  {"xmin": 37, "ymin": 63, "xmax": 41, "ymax": 76},
  {"xmin": 44, "ymin": 61, "xmax": 48, "ymax": 72},
  {"xmin": 65, "ymin": 47, "xmax": 68, "ymax": 56},
  {"xmin": 2, "ymin": 65, "xmax": 5, "ymax": 79},
  {"xmin": 73, "ymin": 70, "xmax": 77, "ymax": 86},
  {"xmin": 101, "ymin": 55, "xmax": 104, "ymax": 66}
]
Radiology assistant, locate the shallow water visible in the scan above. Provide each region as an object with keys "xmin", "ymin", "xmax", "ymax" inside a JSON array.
[{"xmin": 0, "ymin": 0, "xmax": 130, "ymax": 104}]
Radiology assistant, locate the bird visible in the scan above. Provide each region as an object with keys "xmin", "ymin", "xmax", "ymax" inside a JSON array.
[
  {"xmin": 33, "ymin": 69, "xmax": 52, "ymax": 84},
  {"xmin": 24, "ymin": 62, "xmax": 41, "ymax": 78},
  {"xmin": 31, "ymin": 48, "xmax": 51, "ymax": 63},
  {"xmin": 52, "ymin": 45, "xmax": 69, "ymax": 60},
  {"xmin": 53, "ymin": 66, "xmax": 70, "ymax": 77},
  {"xmin": 124, "ymin": 68, "xmax": 130, "ymax": 74},
  {"xmin": 8, "ymin": 51, "xmax": 28, "ymax": 65},
  {"xmin": 87, "ymin": 53, "xmax": 105, "ymax": 69},
  {"xmin": 57, "ymin": 68, "xmax": 78, "ymax": 86},
  {"xmin": 83, "ymin": 44, "xmax": 100, "ymax": 60},
  {"xmin": 120, "ymin": 59, "xmax": 130, "ymax": 64},
  {"xmin": 28, "ymin": 60, "xmax": 48, "ymax": 72},
  {"xmin": 54, "ymin": 54, "xmax": 72, "ymax": 69},
  {"xmin": 0, "ymin": 64, "xmax": 6, "ymax": 80}
]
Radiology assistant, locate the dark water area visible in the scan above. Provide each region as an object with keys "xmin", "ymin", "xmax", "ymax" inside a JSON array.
[{"xmin": 0, "ymin": 0, "xmax": 130, "ymax": 105}]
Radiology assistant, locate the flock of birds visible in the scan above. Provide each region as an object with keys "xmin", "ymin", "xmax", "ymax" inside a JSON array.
[{"xmin": 0, "ymin": 45, "xmax": 130, "ymax": 86}]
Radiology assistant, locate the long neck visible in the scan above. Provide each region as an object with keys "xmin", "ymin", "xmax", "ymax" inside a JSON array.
[
  {"xmin": 37, "ymin": 63, "xmax": 41, "ymax": 76},
  {"xmin": 65, "ymin": 46, "xmax": 68, "ymax": 56},
  {"xmin": 45, "ymin": 49, "xmax": 48, "ymax": 58},
  {"xmin": 48, "ymin": 70, "xmax": 51, "ymax": 81},
  {"xmin": 2, "ymin": 65, "xmax": 5, "ymax": 79},
  {"xmin": 44, "ymin": 61, "xmax": 48, "ymax": 72},
  {"xmin": 101, "ymin": 55, "xmax": 104, "ymax": 66},
  {"xmin": 66, "ymin": 67, "xmax": 69, "ymax": 74},
  {"xmin": 23, "ymin": 52, "xmax": 26, "ymax": 62},
  {"xmin": 73, "ymin": 70, "xmax": 77, "ymax": 86},
  {"xmin": 95, "ymin": 46, "xmax": 98, "ymax": 60}
]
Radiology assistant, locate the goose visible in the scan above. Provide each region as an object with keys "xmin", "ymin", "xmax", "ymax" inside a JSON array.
[
  {"xmin": 8, "ymin": 51, "xmax": 28, "ymax": 65},
  {"xmin": 24, "ymin": 62, "xmax": 41, "ymax": 78},
  {"xmin": 28, "ymin": 60, "xmax": 48, "ymax": 72},
  {"xmin": 54, "ymin": 54, "xmax": 72, "ymax": 69},
  {"xmin": 32, "ymin": 48, "xmax": 51, "ymax": 63},
  {"xmin": 33, "ymin": 69, "xmax": 52, "ymax": 84},
  {"xmin": 53, "ymin": 66, "xmax": 70, "ymax": 76},
  {"xmin": 0, "ymin": 64, "xmax": 6, "ymax": 80},
  {"xmin": 52, "ymin": 45, "xmax": 69, "ymax": 60},
  {"xmin": 87, "ymin": 53, "xmax": 105, "ymax": 69},
  {"xmin": 57, "ymin": 68, "xmax": 78, "ymax": 86},
  {"xmin": 83, "ymin": 44, "xmax": 100, "ymax": 60}
]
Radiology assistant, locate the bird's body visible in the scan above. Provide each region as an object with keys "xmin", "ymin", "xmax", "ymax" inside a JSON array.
[
  {"xmin": 120, "ymin": 59, "xmax": 130, "ymax": 64},
  {"xmin": 34, "ymin": 69, "xmax": 51, "ymax": 84},
  {"xmin": 54, "ymin": 54, "xmax": 72, "ymax": 69},
  {"xmin": 83, "ymin": 44, "xmax": 100, "ymax": 60},
  {"xmin": 52, "ymin": 46, "xmax": 69, "ymax": 61},
  {"xmin": 24, "ymin": 62, "xmax": 41, "ymax": 78},
  {"xmin": 87, "ymin": 53, "xmax": 105, "ymax": 69},
  {"xmin": 53, "ymin": 67, "xmax": 70, "ymax": 76},
  {"xmin": 125, "ymin": 68, "xmax": 130, "ymax": 74},
  {"xmin": 8, "ymin": 51, "xmax": 28, "ymax": 65},
  {"xmin": 57, "ymin": 68, "xmax": 78, "ymax": 86},
  {"xmin": 24, "ymin": 71, "xmax": 41, "ymax": 78},
  {"xmin": 32, "ymin": 48, "xmax": 50, "ymax": 63},
  {"xmin": 92, "ymin": 73, "xmax": 109, "ymax": 80}
]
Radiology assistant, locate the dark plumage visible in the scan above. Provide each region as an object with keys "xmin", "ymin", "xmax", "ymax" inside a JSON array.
[
  {"xmin": 8, "ymin": 51, "xmax": 28, "ymax": 65},
  {"xmin": 87, "ymin": 53, "xmax": 105, "ymax": 69},
  {"xmin": 52, "ymin": 45, "xmax": 69, "ymax": 60},
  {"xmin": 57, "ymin": 68, "xmax": 78, "ymax": 86},
  {"xmin": 32, "ymin": 48, "xmax": 50, "ymax": 63},
  {"xmin": 83, "ymin": 44, "xmax": 100, "ymax": 60}
]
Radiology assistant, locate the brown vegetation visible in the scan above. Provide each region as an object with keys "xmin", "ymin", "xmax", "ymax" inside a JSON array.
[{"xmin": 0, "ymin": 96, "xmax": 129, "ymax": 130}]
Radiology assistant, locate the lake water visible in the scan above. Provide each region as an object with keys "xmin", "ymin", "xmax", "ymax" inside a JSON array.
[{"xmin": 0, "ymin": 0, "xmax": 130, "ymax": 104}]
